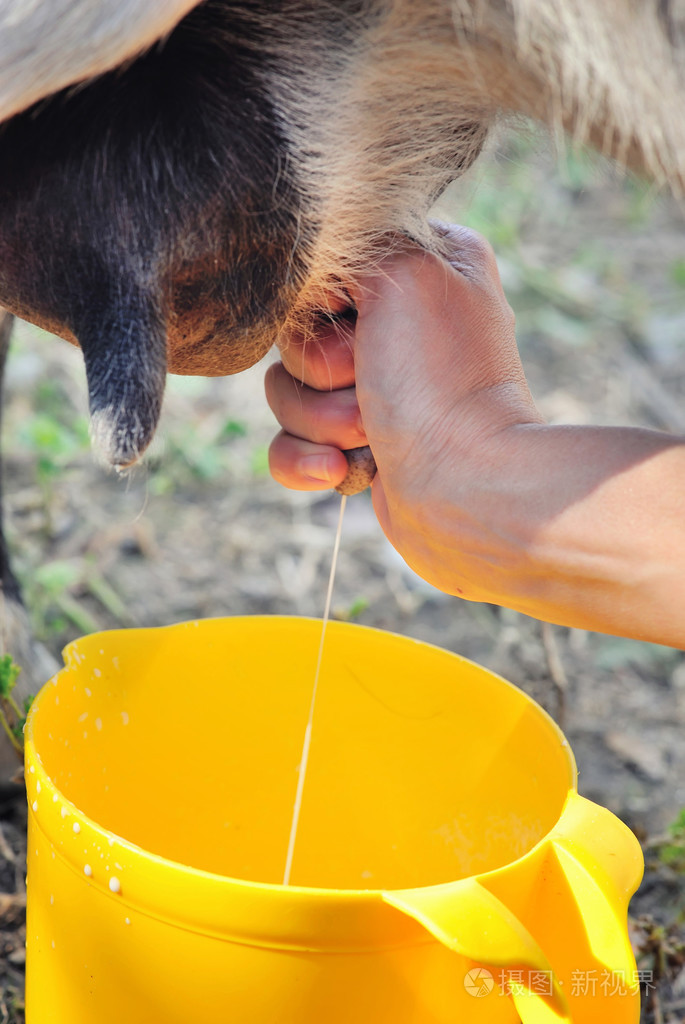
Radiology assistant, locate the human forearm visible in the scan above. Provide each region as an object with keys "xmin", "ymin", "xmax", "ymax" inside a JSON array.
[{"xmin": 397, "ymin": 421, "xmax": 685, "ymax": 646}]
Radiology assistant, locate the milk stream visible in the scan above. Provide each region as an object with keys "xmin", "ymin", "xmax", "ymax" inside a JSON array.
[{"xmin": 282, "ymin": 493, "xmax": 347, "ymax": 886}]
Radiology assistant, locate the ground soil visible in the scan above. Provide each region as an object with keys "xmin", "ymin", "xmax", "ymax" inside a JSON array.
[{"xmin": 1, "ymin": 130, "xmax": 685, "ymax": 1021}]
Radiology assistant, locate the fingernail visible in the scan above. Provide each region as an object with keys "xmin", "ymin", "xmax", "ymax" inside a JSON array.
[{"xmin": 299, "ymin": 454, "xmax": 335, "ymax": 483}]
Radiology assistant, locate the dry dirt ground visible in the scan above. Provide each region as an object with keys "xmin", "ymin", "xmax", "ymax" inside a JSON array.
[{"xmin": 1, "ymin": 129, "xmax": 685, "ymax": 1021}]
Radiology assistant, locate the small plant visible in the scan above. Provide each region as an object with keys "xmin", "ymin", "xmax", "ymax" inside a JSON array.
[
  {"xmin": 631, "ymin": 914, "xmax": 685, "ymax": 1018},
  {"xmin": 654, "ymin": 809, "xmax": 685, "ymax": 873},
  {"xmin": 336, "ymin": 597, "xmax": 370, "ymax": 621},
  {"xmin": 670, "ymin": 257, "xmax": 685, "ymax": 289},
  {"xmin": 17, "ymin": 409, "xmax": 90, "ymax": 486},
  {"xmin": 0, "ymin": 654, "xmax": 30, "ymax": 757},
  {"xmin": 250, "ymin": 444, "xmax": 270, "ymax": 477},
  {"xmin": 19, "ymin": 555, "xmax": 132, "ymax": 643},
  {"xmin": 147, "ymin": 416, "xmax": 250, "ymax": 494}
]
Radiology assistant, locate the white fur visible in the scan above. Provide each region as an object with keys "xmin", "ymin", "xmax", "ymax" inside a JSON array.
[{"xmin": 0, "ymin": 0, "xmax": 198, "ymax": 122}]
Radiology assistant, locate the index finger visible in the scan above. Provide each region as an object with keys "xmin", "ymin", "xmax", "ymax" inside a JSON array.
[{"xmin": 278, "ymin": 314, "xmax": 356, "ymax": 392}]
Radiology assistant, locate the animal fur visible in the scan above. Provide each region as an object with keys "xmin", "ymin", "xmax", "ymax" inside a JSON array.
[
  {"xmin": 0, "ymin": 0, "xmax": 682, "ymax": 467},
  {"xmin": 0, "ymin": 0, "xmax": 198, "ymax": 123}
]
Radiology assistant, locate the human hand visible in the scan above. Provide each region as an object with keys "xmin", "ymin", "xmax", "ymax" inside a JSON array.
[
  {"xmin": 266, "ymin": 224, "xmax": 542, "ymax": 595},
  {"xmin": 266, "ymin": 224, "xmax": 685, "ymax": 646}
]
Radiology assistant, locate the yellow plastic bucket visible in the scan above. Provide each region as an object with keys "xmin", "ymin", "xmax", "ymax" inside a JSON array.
[{"xmin": 24, "ymin": 616, "xmax": 642, "ymax": 1023}]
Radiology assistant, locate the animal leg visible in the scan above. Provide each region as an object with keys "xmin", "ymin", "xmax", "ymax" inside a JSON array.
[{"xmin": 0, "ymin": 311, "xmax": 57, "ymax": 783}]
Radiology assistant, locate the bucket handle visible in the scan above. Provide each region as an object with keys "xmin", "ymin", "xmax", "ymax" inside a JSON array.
[{"xmin": 383, "ymin": 793, "xmax": 643, "ymax": 1023}]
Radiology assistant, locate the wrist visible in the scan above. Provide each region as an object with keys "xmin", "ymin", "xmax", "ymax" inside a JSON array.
[{"xmin": 378, "ymin": 420, "xmax": 544, "ymax": 601}]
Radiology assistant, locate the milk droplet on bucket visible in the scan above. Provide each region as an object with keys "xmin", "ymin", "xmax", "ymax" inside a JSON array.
[
  {"xmin": 109, "ymin": 877, "xmax": 121, "ymax": 894},
  {"xmin": 85, "ymin": 688, "xmax": 91, "ymax": 697},
  {"xmin": 73, "ymin": 823, "xmax": 81, "ymax": 834},
  {"xmin": 29, "ymin": 765, "xmax": 35, "ymax": 774},
  {"xmin": 78, "ymin": 712, "xmax": 88, "ymax": 723},
  {"xmin": 36, "ymin": 781, "xmax": 41, "ymax": 794},
  {"xmin": 121, "ymin": 711, "xmax": 129, "ymax": 726},
  {"xmin": 61, "ymin": 807, "xmax": 68, "ymax": 818},
  {"xmin": 53, "ymin": 794, "xmax": 58, "ymax": 803},
  {"xmin": 94, "ymin": 668, "xmax": 101, "ymax": 677},
  {"xmin": 84, "ymin": 864, "xmax": 92, "ymax": 877},
  {"xmin": 95, "ymin": 718, "xmax": 102, "ymax": 731},
  {"xmin": 32, "ymin": 801, "xmax": 38, "ymax": 812},
  {"xmin": 125, "ymin": 917, "xmax": 131, "ymax": 926}
]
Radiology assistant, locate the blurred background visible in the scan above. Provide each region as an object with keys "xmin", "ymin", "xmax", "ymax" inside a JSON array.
[{"xmin": 1, "ymin": 126, "xmax": 684, "ymax": 1020}]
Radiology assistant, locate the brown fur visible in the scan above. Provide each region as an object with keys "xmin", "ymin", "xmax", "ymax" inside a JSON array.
[
  {"xmin": 275, "ymin": 0, "xmax": 685, "ymax": 327},
  {"xmin": 0, "ymin": 0, "xmax": 683, "ymax": 449}
]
